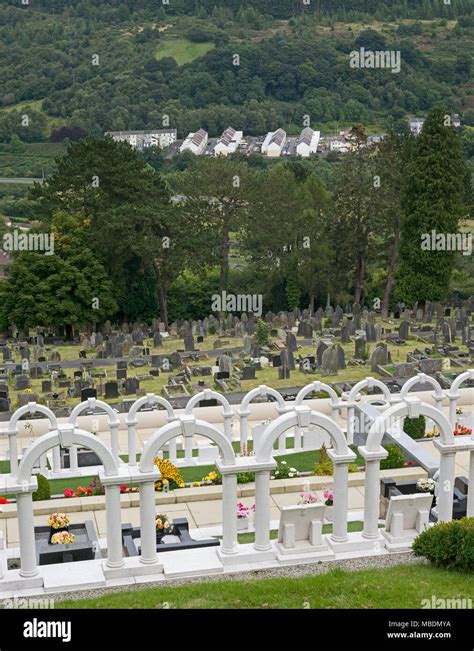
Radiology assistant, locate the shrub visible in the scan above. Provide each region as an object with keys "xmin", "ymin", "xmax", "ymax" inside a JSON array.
[
  {"xmin": 380, "ymin": 444, "xmax": 405, "ymax": 470},
  {"xmin": 403, "ymin": 415, "xmax": 426, "ymax": 439},
  {"xmin": 237, "ymin": 471, "xmax": 255, "ymax": 484},
  {"xmin": 412, "ymin": 518, "xmax": 474, "ymax": 572},
  {"xmin": 255, "ymin": 319, "xmax": 270, "ymax": 346},
  {"xmin": 33, "ymin": 473, "xmax": 51, "ymax": 501},
  {"xmin": 272, "ymin": 459, "xmax": 299, "ymax": 479}
]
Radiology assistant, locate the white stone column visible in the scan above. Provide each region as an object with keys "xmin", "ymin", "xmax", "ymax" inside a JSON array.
[
  {"xmin": 105, "ymin": 485, "xmax": 124, "ymax": 568},
  {"xmin": 69, "ymin": 444, "xmax": 79, "ymax": 472},
  {"xmin": 168, "ymin": 436, "xmax": 177, "ymax": 463},
  {"xmin": 346, "ymin": 406, "xmax": 355, "ymax": 446},
  {"xmin": 221, "ymin": 473, "xmax": 238, "ymax": 555},
  {"xmin": 7, "ymin": 432, "xmax": 18, "ymax": 476},
  {"xmin": 254, "ymin": 470, "xmax": 272, "ymax": 551},
  {"xmin": 110, "ymin": 424, "xmax": 120, "ymax": 464},
  {"xmin": 239, "ymin": 410, "xmax": 249, "ymax": 451},
  {"xmin": 360, "ymin": 447, "xmax": 387, "ymax": 540},
  {"xmin": 184, "ymin": 434, "xmax": 193, "ymax": 464},
  {"xmin": 294, "ymin": 425, "xmax": 302, "ymax": 451},
  {"xmin": 17, "ymin": 492, "xmax": 39, "ymax": 578},
  {"xmin": 127, "ymin": 420, "xmax": 137, "ymax": 466},
  {"xmin": 223, "ymin": 413, "xmax": 233, "ymax": 442},
  {"xmin": 278, "ymin": 433, "xmax": 286, "ymax": 453},
  {"xmin": 52, "ymin": 445, "xmax": 61, "ymax": 473},
  {"xmin": 328, "ymin": 450, "xmax": 355, "ymax": 543},
  {"xmin": 447, "ymin": 392, "xmax": 459, "ymax": 428},
  {"xmin": 436, "ymin": 447, "xmax": 456, "ymax": 523},
  {"xmin": 467, "ymin": 450, "xmax": 474, "ymax": 518},
  {"xmin": 140, "ymin": 480, "xmax": 158, "ymax": 565}
]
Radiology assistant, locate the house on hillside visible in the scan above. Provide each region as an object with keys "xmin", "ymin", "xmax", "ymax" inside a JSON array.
[
  {"xmin": 105, "ymin": 129, "xmax": 177, "ymax": 150},
  {"xmin": 296, "ymin": 127, "xmax": 320, "ymax": 158},
  {"xmin": 214, "ymin": 127, "xmax": 243, "ymax": 157},
  {"xmin": 261, "ymin": 128, "xmax": 287, "ymax": 157},
  {"xmin": 180, "ymin": 128, "xmax": 209, "ymax": 155}
]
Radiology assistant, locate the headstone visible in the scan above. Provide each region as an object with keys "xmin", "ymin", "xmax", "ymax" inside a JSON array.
[{"xmin": 104, "ymin": 382, "xmax": 119, "ymax": 400}]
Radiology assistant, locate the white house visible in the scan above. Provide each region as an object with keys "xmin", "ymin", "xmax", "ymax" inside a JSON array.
[
  {"xmin": 296, "ymin": 127, "xmax": 320, "ymax": 158},
  {"xmin": 105, "ymin": 129, "xmax": 177, "ymax": 150},
  {"xmin": 214, "ymin": 126, "xmax": 243, "ymax": 157},
  {"xmin": 180, "ymin": 128, "xmax": 209, "ymax": 155},
  {"xmin": 408, "ymin": 117, "xmax": 425, "ymax": 136},
  {"xmin": 261, "ymin": 128, "xmax": 287, "ymax": 157},
  {"xmin": 328, "ymin": 138, "xmax": 349, "ymax": 153}
]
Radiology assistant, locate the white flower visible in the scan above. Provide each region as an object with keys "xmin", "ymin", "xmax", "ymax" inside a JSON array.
[
  {"xmin": 281, "ymin": 461, "xmax": 287, "ymax": 465},
  {"xmin": 290, "ymin": 467, "xmax": 297, "ymax": 472},
  {"xmin": 288, "ymin": 473, "xmax": 294, "ymax": 477}
]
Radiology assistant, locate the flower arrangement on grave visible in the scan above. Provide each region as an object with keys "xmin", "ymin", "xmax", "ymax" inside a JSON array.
[
  {"xmin": 24, "ymin": 388, "xmax": 33, "ymax": 394},
  {"xmin": 155, "ymin": 513, "xmax": 173, "ymax": 540},
  {"xmin": 425, "ymin": 426, "xmax": 440, "ymax": 439},
  {"xmin": 456, "ymin": 407, "xmax": 463, "ymax": 415},
  {"xmin": 298, "ymin": 491, "xmax": 319, "ymax": 505},
  {"xmin": 272, "ymin": 459, "xmax": 299, "ymax": 479},
  {"xmin": 48, "ymin": 512, "xmax": 69, "ymax": 530},
  {"xmin": 51, "ymin": 531, "xmax": 75, "ymax": 545},
  {"xmin": 416, "ymin": 478, "xmax": 435, "ymax": 492},
  {"xmin": 120, "ymin": 484, "xmax": 139, "ymax": 493},
  {"xmin": 236, "ymin": 502, "xmax": 255, "ymax": 518},
  {"xmin": 0, "ymin": 497, "xmax": 9, "ymax": 504},
  {"xmin": 154, "ymin": 457, "xmax": 185, "ymax": 490},
  {"xmin": 201, "ymin": 470, "xmax": 221, "ymax": 485},
  {"xmin": 454, "ymin": 425, "xmax": 472, "ymax": 437},
  {"xmin": 323, "ymin": 490, "xmax": 333, "ymax": 507}
]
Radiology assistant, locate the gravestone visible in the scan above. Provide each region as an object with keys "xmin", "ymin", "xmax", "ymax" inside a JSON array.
[
  {"xmin": 41, "ymin": 380, "xmax": 52, "ymax": 393},
  {"xmin": 242, "ymin": 366, "xmax": 256, "ymax": 380},
  {"xmin": 219, "ymin": 354, "xmax": 233, "ymax": 375},
  {"xmin": 124, "ymin": 377, "xmax": 140, "ymax": 395},
  {"xmin": 104, "ymin": 382, "xmax": 119, "ymax": 400},
  {"xmin": 81, "ymin": 387, "xmax": 97, "ymax": 401},
  {"xmin": 354, "ymin": 337, "xmax": 366, "ymax": 359},
  {"xmin": 321, "ymin": 346, "xmax": 338, "ymax": 374},
  {"xmin": 399, "ymin": 321, "xmax": 409, "ymax": 341},
  {"xmin": 370, "ymin": 343, "xmax": 389, "ymax": 371},
  {"xmin": 15, "ymin": 375, "xmax": 30, "ymax": 391},
  {"xmin": 286, "ymin": 332, "xmax": 297, "ymax": 353}
]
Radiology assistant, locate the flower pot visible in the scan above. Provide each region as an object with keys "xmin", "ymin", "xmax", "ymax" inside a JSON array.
[
  {"xmin": 324, "ymin": 505, "xmax": 333, "ymax": 522},
  {"xmin": 237, "ymin": 515, "xmax": 248, "ymax": 531},
  {"xmin": 49, "ymin": 526, "xmax": 68, "ymax": 544}
]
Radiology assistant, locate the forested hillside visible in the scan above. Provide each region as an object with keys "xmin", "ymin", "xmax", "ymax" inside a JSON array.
[{"xmin": 0, "ymin": 1, "xmax": 472, "ymax": 141}]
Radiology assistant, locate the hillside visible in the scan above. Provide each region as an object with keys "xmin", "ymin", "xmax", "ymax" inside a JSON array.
[{"xmin": 0, "ymin": 2, "xmax": 472, "ymax": 145}]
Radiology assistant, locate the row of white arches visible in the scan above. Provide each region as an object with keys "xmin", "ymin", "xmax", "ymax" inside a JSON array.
[
  {"xmin": 0, "ymin": 371, "xmax": 472, "ymax": 581},
  {"xmin": 3, "ymin": 370, "xmax": 473, "ymax": 475}
]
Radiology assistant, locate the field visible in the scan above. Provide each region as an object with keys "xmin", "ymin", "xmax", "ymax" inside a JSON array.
[{"xmin": 155, "ymin": 38, "xmax": 215, "ymax": 66}]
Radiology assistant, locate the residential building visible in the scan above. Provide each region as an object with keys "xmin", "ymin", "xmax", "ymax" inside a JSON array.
[
  {"xmin": 261, "ymin": 128, "xmax": 287, "ymax": 157},
  {"xmin": 296, "ymin": 127, "xmax": 320, "ymax": 158},
  {"xmin": 105, "ymin": 129, "xmax": 177, "ymax": 150},
  {"xmin": 180, "ymin": 128, "xmax": 209, "ymax": 155},
  {"xmin": 213, "ymin": 126, "xmax": 243, "ymax": 156}
]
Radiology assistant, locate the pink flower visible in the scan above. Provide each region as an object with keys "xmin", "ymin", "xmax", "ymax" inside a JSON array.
[{"xmin": 63, "ymin": 489, "xmax": 75, "ymax": 498}]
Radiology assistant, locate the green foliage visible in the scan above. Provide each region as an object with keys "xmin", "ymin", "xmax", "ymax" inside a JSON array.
[
  {"xmin": 236, "ymin": 471, "xmax": 255, "ymax": 484},
  {"xmin": 412, "ymin": 518, "xmax": 474, "ymax": 572},
  {"xmin": 33, "ymin": 473, "xmax": 51, "ymax": 502},
  {"xmin": 395, "ymin": 108, "xmax": 468, "ymax": 303},
  {"xmin": 255, "ymin": 319, "xmax": 270, "ymax": 346},
  {"xmin": 380, "ymin": 444, "xmax": 406, "ymax": 470},
  {"xmin": 403, "ymin": 415, "xmax": 426, "ymax": 440}
]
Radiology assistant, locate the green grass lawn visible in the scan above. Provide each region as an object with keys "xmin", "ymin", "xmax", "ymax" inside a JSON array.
[
  {"xmin": 155, "ymin": 38, "xmax": 215, "ymax": 65},
  {"xmin": 222, "ymin": 520, "xmax": 369, "ymax": 544},
  {"xmin": 59, "ymin": 564, "xmax": 472, "ymax": 609}
]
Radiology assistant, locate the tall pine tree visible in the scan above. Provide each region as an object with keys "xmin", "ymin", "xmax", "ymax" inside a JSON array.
[{"xmin": 395, "ymin": 108, "xmax": 468, "ymax": 303}]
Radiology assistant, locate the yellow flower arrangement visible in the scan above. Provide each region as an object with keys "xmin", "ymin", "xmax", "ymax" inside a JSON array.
[{"xmin": 153, "ymin": 457, "xmax": 185, "ymax": 490}]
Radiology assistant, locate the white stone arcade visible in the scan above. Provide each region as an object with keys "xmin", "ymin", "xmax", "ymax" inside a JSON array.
[{"xmin": 0, "ymin": 372, "xmax": 472, "ymax": 593}]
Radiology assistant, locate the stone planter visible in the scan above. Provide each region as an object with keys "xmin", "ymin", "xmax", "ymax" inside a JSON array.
[
  {"xmin": 324, "ymin": 505, "xmax": 333, "ymax": 522},
  {"xmin": 237, "ymin": 515, "xmax": 248, "ymax": 531}
]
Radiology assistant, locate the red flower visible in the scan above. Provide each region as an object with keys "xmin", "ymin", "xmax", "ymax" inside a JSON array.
[
  {"xmin": 63, "ymin": 489, "xmax": 75, "ymax": 498},
  {"xmin": 120, "ymin": 484, "xmax": 128, "ymax": 493},
  {"xmin": 0, "ymin": 497, "xmax": 9, "ymax": 504},
  {"xmin": 406, "ymin": 460, "xmax": 413, "ymax": 466}
]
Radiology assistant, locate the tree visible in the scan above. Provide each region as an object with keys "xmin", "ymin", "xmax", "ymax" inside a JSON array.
[
  {"xmin": 30, "ymin": 137, "xmax": 171, "ymax": 320},
  {"xmin": 175, "ymin": 156, "xmax": 252, "ymax": 296},
  {"xmin": 395, "ymin": 108, "xmax": 468, "ymax": 303},
  {"xmin": 0, "ymin": 212, "xmax": 117, "ymax": 333}
]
